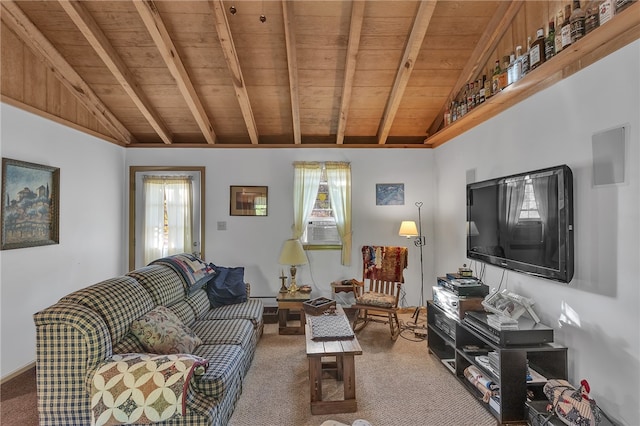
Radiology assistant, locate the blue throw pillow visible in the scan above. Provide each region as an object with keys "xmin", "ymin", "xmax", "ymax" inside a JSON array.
[{"xmin": 206, "ymin": 265, "xmax": 248, "ymax": 308}]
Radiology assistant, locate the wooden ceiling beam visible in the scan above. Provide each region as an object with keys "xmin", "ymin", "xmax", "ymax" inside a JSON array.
[
  {"xmin": 210, "ymin": 0, "xmax": 259, "ymax": 145},
  {"xmin": 58, "ymin": 0, "xmax": 172, "ymax": 144},
  {"xmin": 336, "ymin": 0, "xmax": 365, "ymax": 145},
  {"xmin": 0, "ymin": 0, "xmax": 135, "ymax": 144},
  {"xmin": 134, "ymin": 0, "xmax": 217, "ymax": 144},
  {"xmin": 377, "ymin": 0, "xmax": 437, "ymax": 145},
  {"xmin": 426, "ymin": 0, "xmax": 525, "ymax": 139},
  {"xmin": 282, "ymin": 0, "xmax": 301, "ymax": 145}
]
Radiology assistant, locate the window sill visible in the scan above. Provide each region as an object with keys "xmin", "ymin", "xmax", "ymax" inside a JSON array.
[{"xmin": 303, "ymin": 244, "xmax": 342, "ymax": 251}]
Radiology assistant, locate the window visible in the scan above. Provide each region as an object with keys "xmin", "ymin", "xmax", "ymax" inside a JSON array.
[
  {"xmin": 293, "ymin": 162, "xmax": 352, "ymax": 265},
  {"xmin": 518, "ymin": 177, "xmax": 541, "ymax": 220},
  {"xmin": 142, "ymin": 176, "xmax": 193, "ymax": 264},
  {"xmin": 302, "ymin": 168, "xmax": 341, "ymax": 245}
]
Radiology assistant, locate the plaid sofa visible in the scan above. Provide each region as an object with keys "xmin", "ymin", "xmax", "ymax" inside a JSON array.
[{"xmin": 33, "ymin": 263, "xmax": 263, "ymax": 426}]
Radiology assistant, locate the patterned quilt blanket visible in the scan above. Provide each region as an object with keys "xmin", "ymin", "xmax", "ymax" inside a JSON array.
[
  {"xmin": 362, "ymin": 246, "xmax": 408, "ymax": 282},
  {"xmin": 90, "ymin": 353, "xmax": 208, "ymax": 426},
  {"xmin": 151, "ymin": 253, "xmax": 215, "ymax": 294}
]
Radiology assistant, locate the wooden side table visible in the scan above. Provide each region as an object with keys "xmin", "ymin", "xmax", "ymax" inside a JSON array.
[
  {"xmin": 330, "ymin": 281, "xmax": 354, "ymax": 296},
  {"xmin": 276, "ymin": 291, "xmax": 311, "ymax": 335}
]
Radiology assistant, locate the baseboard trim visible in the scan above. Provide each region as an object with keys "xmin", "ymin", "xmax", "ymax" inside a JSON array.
[
  {"xmin": 398, "ymin": 306, "xmax": 426, "ymax": 314},
  {"xmin": 1, "ymin": 361, "xmax": 35, "ymax": 385}
]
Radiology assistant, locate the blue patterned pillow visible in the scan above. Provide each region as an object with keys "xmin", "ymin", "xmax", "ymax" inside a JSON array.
[{"xmin": 206, "ymin": 265, "xmax": 247, "ymax": 308}]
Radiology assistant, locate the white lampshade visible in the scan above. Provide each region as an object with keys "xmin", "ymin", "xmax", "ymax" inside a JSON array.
[
  {"xmin": 467, "ymin": 221, "xmax": 479, "ymax": 236},
  {"xmin": 278, "ymin": 239, "xmax": 308, "ymax": 266},
  {"xmin": 399, "ymin": 220, "xmax": 419, "ymax": 237}
]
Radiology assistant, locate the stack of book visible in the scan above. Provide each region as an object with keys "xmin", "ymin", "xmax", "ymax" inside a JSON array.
[
  {"xmin": 487, "ymin": 313, "xmax": 519, "ymax": 330},
  {"xmin": 488, "ymin": 351, "xmax": 500, "ymax": 377}
]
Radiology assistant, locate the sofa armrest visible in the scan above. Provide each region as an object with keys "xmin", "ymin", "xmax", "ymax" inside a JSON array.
[{"xmin": 33, "ymin": 302, "xmax": 113, "ymax": 425}]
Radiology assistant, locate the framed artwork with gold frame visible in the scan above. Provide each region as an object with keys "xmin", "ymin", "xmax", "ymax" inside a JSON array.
[
  {"xmin": 1, "ymin": 158, "xmax": 60, "ymax": 250},
  {"xmin": 230, "ymin": 185, "xmax": 268, "ymax": 216}
]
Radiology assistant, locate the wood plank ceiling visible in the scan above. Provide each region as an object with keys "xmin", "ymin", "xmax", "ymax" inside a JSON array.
[{"xmin": 1, "ymin": 0, "xmax": 510, "ymax": 148}]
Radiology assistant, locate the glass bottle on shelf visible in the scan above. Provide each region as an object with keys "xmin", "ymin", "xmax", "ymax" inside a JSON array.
[
  {"xmin": 522, "ymin": 36, "xmax": 531, "ymax": 77},
  {"xmin": 584, "ymin": 6, "xmax": 599, "ymax": 35},
  {"xmin": 491, "ymin": 59, "xmax": 502, "ymax": 95},
  {"xmin": 514, "ymin": 46, "xmax": 523, "ymax": 82},
  {"xmin": 615, "ymin": 0, "xmax": 634, "ymax": 14},
  {"xmin": 555, "ymin": 10, "xmax": 564, "ymax": 54},
  {"xmin": 484, "ymin": 70, "xmax": 492, "ymax": 99},
  {"xmin": 499, "ymin": 55, "xmax": 510, "ymax": 89},
  {"xmin": 529, "ymin": 28, "xmax": 546, "ymax": 70},
  {"xmin": 570, "ymin": 0, "xmax": 586, "ymax": 44},
  {"xmin": 599, "ymin": 0, "xmax": 614, "ymax": 25},
  {"xmin": 545, "ymin": 20, "xmax": 556, "ymax": 60},
  {"xmin": 561, "ymin": 4, "xmax": 573, "ymax": 50},
  {"xmin": 507, "ymin": 52, "xmax": 516, "ymax": 85}
]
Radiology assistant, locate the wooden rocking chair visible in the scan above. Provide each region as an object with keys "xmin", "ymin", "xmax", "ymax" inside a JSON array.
[{"xmin": 351, "ymin": 246, "xmax": 407, "ymax": 341}]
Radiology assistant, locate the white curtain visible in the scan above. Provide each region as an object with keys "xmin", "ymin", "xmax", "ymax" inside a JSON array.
[
  {"xmin": 326, "ymin": 162, "xmax": 352, "ymax": 266},
  {"xmin": 143, "ymin": 178, "xmax": 165, "ymax": 264},
  {"xmin": 143, "ymin": 177, "xmax": 193, "ymax": 265},
  {"xmin": 293, "ymin": 162, "xmax": 322, "ymax": 239}
]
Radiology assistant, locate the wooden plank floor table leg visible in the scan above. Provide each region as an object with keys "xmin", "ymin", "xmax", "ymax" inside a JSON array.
[
  {"xmin": 278, "ymin": 308, "xmax": 289, "ymax": 329},
  {"xmin": 336, "ymin": 355, "xmax": 344, "ymax": 380},
  {"xmin": 342, "ymin": 354, "xmax": 356, "ymax": 401},
  {"xmin": 309, "ymin": 356, "xmax": 323, "ymax": 404}
]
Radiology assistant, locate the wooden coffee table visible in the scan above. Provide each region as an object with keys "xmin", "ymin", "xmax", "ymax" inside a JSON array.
[
  {"xmin": 305, "ymin": 305, "xmax": 363, "ymax": 415},
  {"xmin": 276, "ymin": 290, "xmax": 311, "ymax": 335}
]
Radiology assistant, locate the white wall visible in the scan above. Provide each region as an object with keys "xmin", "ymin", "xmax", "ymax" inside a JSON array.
[
  {"xmin": 433, "ymin": 41, "xmax": 640, "ymax": 424},
  {"xmin": 126, "ymin": 148, "xmax": 436, "ymax": 307},
  {"xmin": 0, "ymin": 104, "xmax": 126, "ymax": 378}
]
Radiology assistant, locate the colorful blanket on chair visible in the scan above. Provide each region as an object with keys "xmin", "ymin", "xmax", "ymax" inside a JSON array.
[{"xmin": 362, "ymin": 246, "xmax": 408, "ymax": 282}]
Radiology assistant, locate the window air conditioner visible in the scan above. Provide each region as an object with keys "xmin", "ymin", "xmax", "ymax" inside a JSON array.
[{"xmin": 305, "ymin": 221, "xmax": 341, "ymax": 244}]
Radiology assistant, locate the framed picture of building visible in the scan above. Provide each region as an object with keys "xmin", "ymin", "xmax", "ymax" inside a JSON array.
[
  {"xmin": 230, "ymin": 185, "xmax": 268, "ymax": 216},
  {"xmin": 1, "ymin": 158, "xmax": 60, "ymax": 250}
]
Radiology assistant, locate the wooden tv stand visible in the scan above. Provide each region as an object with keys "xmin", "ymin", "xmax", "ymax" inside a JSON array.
[{"xmin": 427, "ymin": 300, "xmax": 568, "ymax": 424}]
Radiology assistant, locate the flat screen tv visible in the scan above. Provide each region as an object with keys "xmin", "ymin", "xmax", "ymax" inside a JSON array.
[{"xmin": 467, "ymin": 165, "xmax": 574, "ymax": 283}]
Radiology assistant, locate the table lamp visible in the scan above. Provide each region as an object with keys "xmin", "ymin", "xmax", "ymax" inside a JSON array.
[
  {"xmin": 278, "ymin": 238, "xmax": 308, "ymax": 293},
  {"xmin": 399, "ymin": 220, "xmax": 419, "ymax": 238}
]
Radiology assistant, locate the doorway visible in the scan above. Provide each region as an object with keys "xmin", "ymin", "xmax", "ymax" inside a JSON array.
[{"xmin": 129, "ymin": 166, "xmax": 205, "ymax": 270}]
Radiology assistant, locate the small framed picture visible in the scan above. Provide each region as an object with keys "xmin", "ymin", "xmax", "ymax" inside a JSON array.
[
  {"xmin": 230, "ymin": 185, "xmax": 268, "ymax": 216},
  {"xmin": 376, "ymin": 183, "xmax": 404, "ymax": 206},
  {"xmin": 1, "ymin": 158, "xmax": 60, "ymax": 250}
]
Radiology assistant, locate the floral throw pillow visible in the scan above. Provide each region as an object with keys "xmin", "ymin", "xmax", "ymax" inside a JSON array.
[{"xmin": 130, "ymin": 306, "xmax": 201, "ymax": 354}]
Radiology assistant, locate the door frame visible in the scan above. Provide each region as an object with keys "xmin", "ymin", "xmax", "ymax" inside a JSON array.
[{"xmin": 128, "ymin": 166, "xmax": 205, "ymax": 271}]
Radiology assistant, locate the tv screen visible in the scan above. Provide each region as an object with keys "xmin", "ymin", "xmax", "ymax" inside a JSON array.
[{"xmin": 467, "ymin": 165, "xmax": 574, "ymax": 283}]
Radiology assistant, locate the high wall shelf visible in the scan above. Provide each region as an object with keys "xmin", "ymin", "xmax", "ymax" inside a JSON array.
[
  {"xmin": 425, "ymin": 1, "xmax": 640, "ymax": 148},
  {"xmin": 427, "ymin": 300, "xmax": 568, "ymax": 424}
]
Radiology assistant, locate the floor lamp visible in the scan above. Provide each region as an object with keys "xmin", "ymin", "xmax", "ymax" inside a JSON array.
[{"xmin": 399, "ymin": 201, "xmax": 426, "ymax": 329}]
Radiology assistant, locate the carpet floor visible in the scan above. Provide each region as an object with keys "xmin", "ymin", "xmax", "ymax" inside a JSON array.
[
  {"xmin": 228, "ymin": 314, "xmax": 496, "ymax": 426},
  {"xmin": 1, "ymin": 314, "xmax": 499, "ymax": 426}
]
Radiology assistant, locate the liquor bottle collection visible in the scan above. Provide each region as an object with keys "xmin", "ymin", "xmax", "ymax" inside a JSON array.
[{"xmin": 443, "ymin": 0, "xmax": 635, "ymax": 127}]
